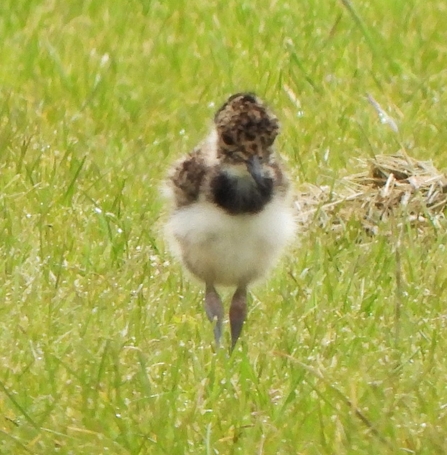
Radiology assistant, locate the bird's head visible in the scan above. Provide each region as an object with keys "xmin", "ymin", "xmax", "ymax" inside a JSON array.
[{"xmin": 214, "ymin": 93, "xmax": 279, "ymax": 177}]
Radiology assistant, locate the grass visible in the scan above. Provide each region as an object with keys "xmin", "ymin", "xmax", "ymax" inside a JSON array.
[{"xmin": 1, "ymin": 0, "xmax": 447, "ymax": 453}]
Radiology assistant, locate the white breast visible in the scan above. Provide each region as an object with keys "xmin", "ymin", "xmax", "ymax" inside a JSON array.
[{"xmin": 166, "ymin": 200, "xmax": 296, "ymax": 286}]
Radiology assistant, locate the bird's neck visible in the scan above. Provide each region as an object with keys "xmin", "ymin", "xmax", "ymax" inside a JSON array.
[{"xmin": 210, "ymin": 169, "xmax": 273, "ymax": 215}]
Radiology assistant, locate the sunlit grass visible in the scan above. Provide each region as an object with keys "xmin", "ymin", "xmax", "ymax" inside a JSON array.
[{"xmin": 1, "ymin": 0, "xmax": 447, "ymax": 453}]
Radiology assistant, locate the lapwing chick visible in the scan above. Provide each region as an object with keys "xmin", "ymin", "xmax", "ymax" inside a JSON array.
[{"xmin": 165, "ymin": 93, "xmax": 295, "ymax": 351}]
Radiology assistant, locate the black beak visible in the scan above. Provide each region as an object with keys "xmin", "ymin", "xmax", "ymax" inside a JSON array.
[{"xmin": 247, "ymin": 155, "xmax": 262, "ymax": 179}]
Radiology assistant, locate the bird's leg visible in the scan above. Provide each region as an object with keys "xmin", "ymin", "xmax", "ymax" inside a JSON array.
[
  {"xmin": 204, "ymin": 283, "xmax": 224, "ymax": 347},
  {"xmin": 229, "ymin": 285, "xmax": 247, "ymax": 352}
]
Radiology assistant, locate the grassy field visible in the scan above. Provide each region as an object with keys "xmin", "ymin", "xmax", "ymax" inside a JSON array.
[{"xmin": 1, "ymin": 0, "xmax": 447, "ymax": 453}]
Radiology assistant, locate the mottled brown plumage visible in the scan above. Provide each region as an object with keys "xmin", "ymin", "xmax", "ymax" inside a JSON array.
[
  {"xmin": 165, "ymin": 93, "xmax": 295, "ymax": 351},
  {"xmin": 168, "ymin": 147, "xmax": 207, "ymax": 207}
]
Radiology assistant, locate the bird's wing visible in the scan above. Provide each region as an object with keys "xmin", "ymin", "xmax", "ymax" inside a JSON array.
[{"xmin": 168, "ymin": 147, "xmax": 208, "ymax": 208}]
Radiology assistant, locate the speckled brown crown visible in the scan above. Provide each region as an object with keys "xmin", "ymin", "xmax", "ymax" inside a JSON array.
[{"xmin": 214, "ymin": 93, "xmax": 279, "ymax": 150}]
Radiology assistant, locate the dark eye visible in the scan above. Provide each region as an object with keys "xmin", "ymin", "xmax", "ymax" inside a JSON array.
[
  {"xmin": 222, "ymin": 133, "xmax": 234, "ymax": 145},
  {"xmin": 263, "ymin": 133, "xmax": 277, "ymax": 146}
]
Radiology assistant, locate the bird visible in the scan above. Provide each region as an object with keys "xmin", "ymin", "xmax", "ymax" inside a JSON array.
[{"xmin": 164, "ymin": 92, "xmax": 296, "ymax": 351}]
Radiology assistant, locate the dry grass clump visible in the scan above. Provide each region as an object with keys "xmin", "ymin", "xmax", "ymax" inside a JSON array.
[{"xmin": 295, "ymin": 152, "xmax": 447, "ymax": 234}]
